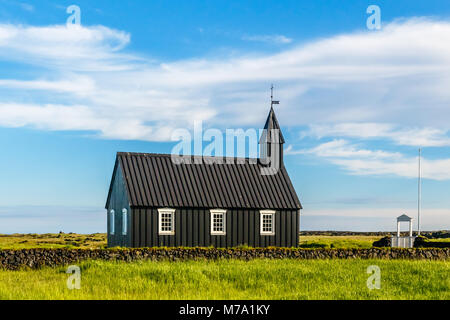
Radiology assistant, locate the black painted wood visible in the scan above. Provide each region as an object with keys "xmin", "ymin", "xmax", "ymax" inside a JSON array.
[
  {"xmin": 106, "ymin": 161, "xmax": 132, "ymax": 247},
  {"xmin": 111, "ymin": 206, "xmax": 299, "ymax": 248}
]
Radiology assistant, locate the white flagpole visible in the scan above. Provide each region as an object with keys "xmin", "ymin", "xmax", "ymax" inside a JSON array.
[{"xmin": 418, "ymin": 148, "xmax": 421, "ymax": 236}]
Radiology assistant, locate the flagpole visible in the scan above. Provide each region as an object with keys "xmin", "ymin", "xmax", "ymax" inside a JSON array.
[{"xmin": 418, "ymin": 148, "xmax": 421, "ymax": 236}]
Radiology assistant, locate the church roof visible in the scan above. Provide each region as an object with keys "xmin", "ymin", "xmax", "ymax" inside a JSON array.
[{"xmin": 106, "ymin": 152, "xmax": 301, "ymax": 210}]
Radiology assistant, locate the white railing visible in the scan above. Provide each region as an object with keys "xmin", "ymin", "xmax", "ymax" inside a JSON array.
[{"xmin": 391, "ymin": 236, "xmax": 416, "ymax": 248}]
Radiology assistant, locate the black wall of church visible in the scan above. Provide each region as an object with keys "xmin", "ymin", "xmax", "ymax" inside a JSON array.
[
  {"xmin": 125, "ymin": 208, "xmax": 299, "ymax": 248},
  {"xmin": 106, "ymin": 161, "xmax": 132, "ymax": 247}
]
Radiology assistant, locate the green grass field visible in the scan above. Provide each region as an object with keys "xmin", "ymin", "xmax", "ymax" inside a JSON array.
[
  {"xmin": 0, "ymin": 233, "xmax": 106, "ymax": 249},
  {"xmin": 1, "ymin": 233, "xmax": 448, "ymax": 250},
  {"xmin": 0, "ymin": 233, "xmax": 385, "ymax": 249},
  {"xmin": 298, "ymin": 235, "xmax": 381, "ymax": 248},
  {"xmin": 0, "ymin": 234, "xmax": 448, "ymax": 300},
  {"xmin": 1, "ymin": 233, "xmax": 382, "ymax": 249},
  {"xmin": 0, "ymin": 259, "xmax": 448, "ymax": 300}
]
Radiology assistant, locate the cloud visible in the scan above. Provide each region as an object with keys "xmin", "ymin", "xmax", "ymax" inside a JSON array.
[
  {"xmin": 332, "ymin": 157, "xmax": 450, "ymax": 180},
  {"xmin": 0, "ymin": 103, "xmax": 180, "ymax": 141},
  {"xmin": 288, "ymin": 139, "xmax": 402, "ymax": 159},
  {"xmin": 292, "ymin": 139, "xmax": 450, "ymax": 180},
  {"xmin": 0, "ymin": 18, "xmax": 449, "ymax": 145},
  {"xmin": 305, "ymin": 123, "xmax": 450, "ymax": 147},
  {"xmin": 241, "ymin": 34, "xmax": 293, "ymax": 44},
  {"xmin": 0, "ymin": 23, "xmax": 133, "ymax": 71},
  {"xmin": 0, "ymin": 76, "xmax": 96, "ymax": 96}
]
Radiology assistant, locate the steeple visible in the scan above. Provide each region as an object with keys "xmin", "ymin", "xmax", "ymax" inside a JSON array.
[
  {"xmin": 260, "ymin": 106, "xmax": 285, "ymax": 144},
  {"xmin": 259, "ymin": 88, "xmax": 285, "ymax": 167}
]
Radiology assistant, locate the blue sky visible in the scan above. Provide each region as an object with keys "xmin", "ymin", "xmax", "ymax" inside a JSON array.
[{"xmin": 0, "ymin": 0, "xmax": 449, "ymax": 233}]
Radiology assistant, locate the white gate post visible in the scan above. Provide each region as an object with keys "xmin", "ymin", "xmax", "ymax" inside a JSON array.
[
  {"xmin": 397, "ymin": 221, "xmax": 400, "ymax": 237},
  {"xmin": 409, "ymin": 220, "xmax": 413, "ymax": 237}
]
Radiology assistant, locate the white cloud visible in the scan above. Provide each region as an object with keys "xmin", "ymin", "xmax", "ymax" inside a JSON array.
[
  {"xmin": 0, "ymin": 24, "xmax": 133, "ymax": 71},
  {"xmin": 0, "ymin": 18, "xmax": 449, "ymax": 145},
  {"xmin": 293, "ymin": 139, "xmax": 450, "ymax": 180},
  {"xmin": 0, "ymin": 103, "xmax": 181, "ymax": 141},
  {"xmin": 291, "ymin": 139, "xmax": 402, "ymax": 159},
  {"xmin": 332, "ymin": 157, "xmax": 450, "ymax": 180},
  {"xmin": 306, "ymin": 123, "xmax": 450, "ymax": 147},
  {"xmin": 242, "ymin": 34, "xmax": 293, "ymax": 44},
  {"xmin": 0, "ymin": 76, "xmax": 96, "ymax": 96}
]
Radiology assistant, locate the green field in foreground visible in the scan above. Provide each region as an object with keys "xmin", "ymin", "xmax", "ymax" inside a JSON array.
[{"xmin": 0, "ymin": 259, "xmax": 448, "ymax": 300}]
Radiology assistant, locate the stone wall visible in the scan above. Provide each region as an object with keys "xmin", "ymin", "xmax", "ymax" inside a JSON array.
[
  {"xmin": 414, "ymin": 236, "xmax": 450, "ymax": 248},
  {"xmin": 0, "ymin": 248, "xmax": 449, "ymax": 270}
]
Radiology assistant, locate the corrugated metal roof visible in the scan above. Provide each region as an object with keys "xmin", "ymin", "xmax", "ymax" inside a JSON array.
[{"xmin": 109, "ymin": 152, "xmax": 302, "ymax": 210}]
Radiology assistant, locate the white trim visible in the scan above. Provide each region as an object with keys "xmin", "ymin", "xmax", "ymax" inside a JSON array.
[
  {"xmin": 210, "ymin": 209, "xmax": 227, "ymax": 235},
  {"xmin": 122, "ymin": 208, "xmax": 128, "ymax": 235},
  {"xmin": 109, "ymin": 210, "xmax": 115, "ymax": 235},
  {"xmin": 158, "ymin": 208, "xmax": 175, "ymax": 235},
  {"xmin": 260, "ymin": 210, "xmax": 275, "ymax": 235}
]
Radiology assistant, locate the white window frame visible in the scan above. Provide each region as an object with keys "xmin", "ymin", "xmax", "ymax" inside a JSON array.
[
  {"xmin": 122, "ymin": 208, "xmax": 128, "ymax": 236},
  {"xmin": 158, "ymin": 208, "xmax": 175, "ymax": 235},
  {"xmin": 210, "ymin": 209, "xmax": 227, "ymax": 235},
  {"xmin": 109, "ymin": 210, "xmax": 115, "ymax": 235},
  {"xmin": 260, "ymin": 210, "xmax": 275, "ymax": 235}
]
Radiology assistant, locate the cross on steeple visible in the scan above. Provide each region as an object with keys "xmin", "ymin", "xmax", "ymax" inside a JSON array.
[{"xmin": 270, "ymin": 84, "xmax": 280, "ymax": 108}]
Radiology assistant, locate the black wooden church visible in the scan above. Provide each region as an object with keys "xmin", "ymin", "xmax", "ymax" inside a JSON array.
[{"xmin": 105, "ymin": 107, "xmax": 302, "ymax": 247}]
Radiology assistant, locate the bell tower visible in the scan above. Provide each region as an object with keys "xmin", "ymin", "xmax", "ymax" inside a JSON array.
[{"xmin": 259, "ymin": 85, "xmax": 285, "ymax": 167}]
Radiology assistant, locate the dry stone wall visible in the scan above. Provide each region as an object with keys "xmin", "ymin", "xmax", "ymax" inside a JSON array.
[{"xmin": 1, "ymin": 248, "xmax": 449, "ymax": 270}]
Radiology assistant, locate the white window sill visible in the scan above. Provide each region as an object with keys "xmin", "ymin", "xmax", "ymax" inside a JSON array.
[{"xmin": 159, "ymin": 231, "xmax": 175, "ymax": 236}]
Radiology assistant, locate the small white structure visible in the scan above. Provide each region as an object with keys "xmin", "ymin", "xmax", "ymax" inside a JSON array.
[{"xmin": 391, "ymin": 214, "xmax": 416, "ymax": 248}]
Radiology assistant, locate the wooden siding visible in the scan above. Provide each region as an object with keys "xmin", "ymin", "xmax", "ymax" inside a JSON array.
[
  {"xmin": 106, "ymin": 161, "xmax": 132, "ymax": 247},
  {"xmin": 129, "ymin": 208, "xmax": 299, "ymax": 248}
]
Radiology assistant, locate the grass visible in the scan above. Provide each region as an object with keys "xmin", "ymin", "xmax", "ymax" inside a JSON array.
[
  {"xmin": 0, "ymin": 259, "xmax": 448, "ymax": 300},
  {"xmin": 0, "ymin": 233, "xmax": 107, "ymax": 250},
  {"xmin": 299, "ymin": 235, "xmax": 381, "ymax": 248},
  {"xmin": 428, "ymin": 238, "xmax": 450, "ymax": 242},
  {"xmin": 1, "ymin": 233, "xmax": 383, "ymax": 249},
  {"xmin": 0, "ymin": 234, "xmax": 448, "ymax": 250}
]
